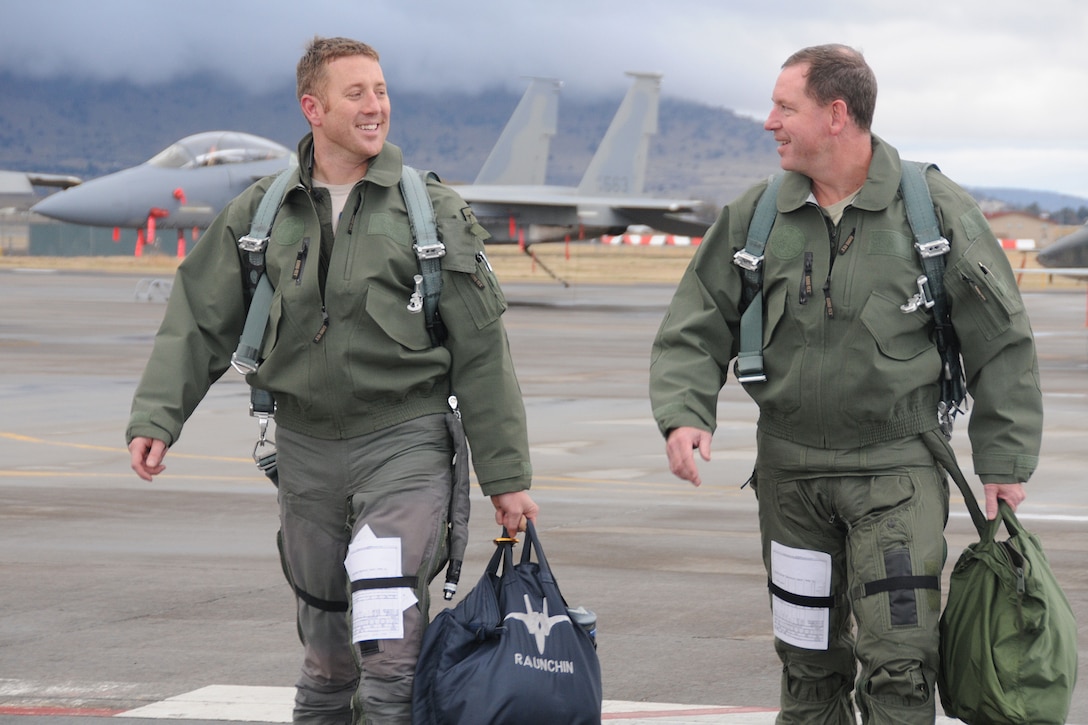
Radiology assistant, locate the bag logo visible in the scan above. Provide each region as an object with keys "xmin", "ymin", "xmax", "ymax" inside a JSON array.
[{"xmin": 504, "ymin": 594, "xmax": 570, "ymax": 655}]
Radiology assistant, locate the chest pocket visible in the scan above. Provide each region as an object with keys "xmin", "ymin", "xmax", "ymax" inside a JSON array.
[{"xmin": 364, "ymin": 284, "xmax": 432, "ymax": 351}]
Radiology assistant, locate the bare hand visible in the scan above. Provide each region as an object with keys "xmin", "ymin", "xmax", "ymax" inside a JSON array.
[
  {"xmin": 129, "ymin": 436, "xmax": 168, "ymax": 481},
  {"xmin": 665, "ymin": 426, "xmax": 712, "ymax": 486},
  {"xmin": 983, "ymin": 482, "xmax": 1025, "ymax": 520},
  {"xmin": 490, "ymin": 490, "xmax": 539, "ymax": 537}
]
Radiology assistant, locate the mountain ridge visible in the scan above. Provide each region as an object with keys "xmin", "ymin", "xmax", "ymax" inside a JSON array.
[{"xmin": 2, "ymin": 71, "xmax": 1083, "ymax": 214}]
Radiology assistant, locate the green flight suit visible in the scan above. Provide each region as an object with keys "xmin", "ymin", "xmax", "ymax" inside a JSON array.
[
  {"xmin": 127, "ymin": 136, "xmax": 533, "ymax": 724},
  {"xmin": 650, "ymin": 136, "xmax": 1042, "ymax": 724}
]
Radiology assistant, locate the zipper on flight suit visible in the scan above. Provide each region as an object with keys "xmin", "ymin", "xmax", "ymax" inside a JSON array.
[
  {"xmin": 799, "ymin": 252, "xmax": 813, "ymax": 304},
  {"xmin": 822, "ymin": 223, "xmax": 856, "ymax": 319}
]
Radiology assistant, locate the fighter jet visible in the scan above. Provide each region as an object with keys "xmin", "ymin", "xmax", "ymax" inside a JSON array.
[
  {"xmin": 472, "ymin": 76, "xmax": 561, "ymax": 186},
  {"xmin": 30, "ymin": 74, "xmax": 713, "ymax": 251},
  {"xmin": 1036, "ymin": 224, "xmax": 1088, "ymax": 279},
  {"xmin": 458, "ymin": 72, "xmax": 714, "ymax": 245},
  {"xmin": 26, "ymin": 78, "xmax": 560, "ymax": 247},
  {"xmin": 31, "ymin": 131, "xmax": 293, "ymax": 247}
]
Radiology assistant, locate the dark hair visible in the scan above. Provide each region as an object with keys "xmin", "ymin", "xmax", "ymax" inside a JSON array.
[
  {"xmin": 783, "ymin": 44, "xmax": 877, "ymax": 131},
  {"xmin": 297, "ymin": 36, "xmax": 380, "ymax": 104}
]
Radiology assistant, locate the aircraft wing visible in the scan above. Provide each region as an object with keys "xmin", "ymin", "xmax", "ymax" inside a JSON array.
[
  {"xmin": 0, "ymin": 170, "xmax": 81, "ymax": 210},
  {"xmin": 1012, "ymin": 267, "xmax": 1088, "ymax": 279},
  {"xmin": 459, "ymin": 184, "xmax": 713, "ymax": 240}
]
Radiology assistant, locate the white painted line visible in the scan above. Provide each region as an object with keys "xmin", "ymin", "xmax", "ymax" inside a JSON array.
[
  {"xmin": 111, "ymin": 687, "xmax": 976, "ymax": 723},
  {"xmin": 116, "ymin": 685, "xmax": 293, "ymax": 722}
]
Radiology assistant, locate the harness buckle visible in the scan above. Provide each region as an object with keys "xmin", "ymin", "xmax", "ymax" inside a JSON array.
[
  {"xmin": 900, "ymin": 275, "xmax": 935, "ymax": 313},
  {"xmin": 413, "ymin": 242, "xmax": 446, "ymax": 260},
  {"xmin": 231, "ymin": 351, "xmax": 259, "ymax": 375},
  {"xmin": 733, "ymin": 249, "xmax": 763, "ymax": 272},
  {"xmin": 238, "ymin": 234, "xmax": 270, "ymax": 253},
  {"xmin": 914, "ymin": 238, "xmax": 950, "ymax": 258}
]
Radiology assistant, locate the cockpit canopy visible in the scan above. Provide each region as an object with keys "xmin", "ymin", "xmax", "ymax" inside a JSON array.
[{"xmin": 147, "ymin": 131, "xmax": 291, "ymax": 169}]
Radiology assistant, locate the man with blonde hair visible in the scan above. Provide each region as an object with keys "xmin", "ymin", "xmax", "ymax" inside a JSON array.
[{"xmin": 128, "ymin": 36, "xmax": 537, "ymax": 724}]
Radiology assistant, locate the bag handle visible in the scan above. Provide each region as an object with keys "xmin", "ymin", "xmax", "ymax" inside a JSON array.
[
  {"xmin": 517, "ymin": 520, "xmax": 557, "ymax": 585},
  {"xmin": 922, "ymin": 430, "xmax": 987, "ymax": 534},
  {"xmin": 488, "ymin": 521, "xmax": 557, "ymax": 585},
  {"xmin": 923, "ymin": 431, "xmax": 1030, "ymax": 546},
  {"xmin": 486, "ymin": 533, "xmax": 515, "ymax": 578},
  {"xmin": 987, "ymin": 501, "xmax": 1028, "ymax": 547}
]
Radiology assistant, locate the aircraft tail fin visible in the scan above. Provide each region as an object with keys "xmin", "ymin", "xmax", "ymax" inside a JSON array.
[
  {"xmin": 577, "ymin": 72, "xmax": 661, "ymax": 197},
  {"xmin": 473, "ymin": 77, "xmax": 562, "ymax": 186}
]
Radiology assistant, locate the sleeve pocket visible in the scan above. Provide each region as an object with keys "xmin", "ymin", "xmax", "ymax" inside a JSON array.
[{"xmin": 946, "ymin": 247, "xmax": 1020, "ymax": 341}]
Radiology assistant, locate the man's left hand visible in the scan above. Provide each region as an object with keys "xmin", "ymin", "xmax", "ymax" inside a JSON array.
[{"xmin": 984, "ymin": 482, "xmax": 1025, "ymax": 520}]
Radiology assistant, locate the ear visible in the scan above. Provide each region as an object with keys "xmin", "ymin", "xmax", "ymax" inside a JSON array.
[
  {"xmin": 300, "ymin": 94, "xmax": 323, "ymax": 126},
  {"xmin": 828, "ymin": 99, "xmax": 850, "ymax": 135}
]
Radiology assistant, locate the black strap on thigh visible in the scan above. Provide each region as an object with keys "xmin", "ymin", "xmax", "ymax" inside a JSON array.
[
  {"xmin": 768, "ymin": 581, "xmax": 845, "ymax": 609},
  {"xmin": 850, "ymin": 575, "xmax": 940, "ymax": 601},
  {"xmin": 293, "ymin": 585, "xmax": 349, "ymax": 613},
  {"xmin": 350, "ymin": 576, "xmax": 420, "ymax": 592}
]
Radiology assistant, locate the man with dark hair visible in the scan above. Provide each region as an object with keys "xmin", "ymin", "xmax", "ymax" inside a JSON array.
[
  {"xmin": 650, "ymin": 44, "xmax": 1041, "ymax": 724},
  {"xmin": 128, "ymin": 36, "xmax": 537, "ymax": 724}
]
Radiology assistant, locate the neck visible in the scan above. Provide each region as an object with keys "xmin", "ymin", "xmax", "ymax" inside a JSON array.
[
  {"xmin": 810, "ymin": 133, "xmax": 872, "ymax": 207},
  {"xmin": 311, "ymin": 143, "xmax": 372, "ymax": 186}
]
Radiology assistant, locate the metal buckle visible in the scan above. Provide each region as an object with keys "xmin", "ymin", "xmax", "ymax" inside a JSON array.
[
  {"xmin": 736, "ymin": 372, "xmax": 768, "ymax": 384},
  {"xmin": 900, "ymin": 275, "xmax": 935, "ymax": 313},
  {"xmin": 231, "ymin": 351, "xmax": 258, "ymax": 375},
  {"xmin": 915, "ymin": 238, "xmax": 950, "ymax": 258},
  {"xmin": 733, "ymin": 249, "xmax": 763, "ymax": 271},
  {"xmin": 238, "ymin": 234, "xmax": 270, "ymax": 253},
  {"xmin": 413, "ymin": 242, "xmax": 446, "ymax": 260}
]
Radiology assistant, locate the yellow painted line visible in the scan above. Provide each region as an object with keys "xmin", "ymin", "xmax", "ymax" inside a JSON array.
[{"xmin": 0, "ymin": 431, "xmax": 246, "ymax": 463}]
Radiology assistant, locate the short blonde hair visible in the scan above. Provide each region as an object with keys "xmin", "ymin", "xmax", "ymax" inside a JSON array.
[{"xmin": 296, "ymin": 36, "xmax": 380, "ymax": 105}]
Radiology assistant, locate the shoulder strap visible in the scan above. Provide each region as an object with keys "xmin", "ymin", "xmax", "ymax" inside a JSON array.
[
  {"xmin": 733, "ymin": 173, "xmax": 784, "ymax": 384},
  {"xmin": 400, "ymin": 165, "xmax": 447, "ymax": 347},
  {"xmin": 232, "ymin": 167, "xmax": 296, "ymax": 375},
  {"xmin": 230, "ymin": 166, "xmax": 295, "ymax": 484},
  {"xmin": 900, "ymin": 161, "xmax": 965, "ymax": 437},
  {"xmin": 733, "ymin": 164, "xmax": 966, "ymax": 434}
]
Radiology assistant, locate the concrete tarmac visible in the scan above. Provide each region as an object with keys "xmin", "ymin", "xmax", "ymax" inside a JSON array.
[{"xmin": 0, "ymin": 267, "xmax": 1085, "ymax": 723}]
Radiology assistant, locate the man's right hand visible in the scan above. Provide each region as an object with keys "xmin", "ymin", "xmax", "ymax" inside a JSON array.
[
  {"xmin": 129, "ymin": 436, "xmax": 168, "ymax": 481},
  {"xmin": 665, "ymin": 426, "xmax": 713, "ymax": 487}
]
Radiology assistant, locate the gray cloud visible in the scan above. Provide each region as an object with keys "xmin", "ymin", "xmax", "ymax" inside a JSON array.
[{"xmin": 3, "ymin": 0, "xmax": 1086, "ymax": 196}]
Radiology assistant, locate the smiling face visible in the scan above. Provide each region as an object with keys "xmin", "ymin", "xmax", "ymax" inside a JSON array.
[
  {"xmin": 763, "ymin": 62, "xmax": 833, "ymax": 178},
  {"xmin": 302, "ymin": 54, "xmax": 390, "ymax": 183}
]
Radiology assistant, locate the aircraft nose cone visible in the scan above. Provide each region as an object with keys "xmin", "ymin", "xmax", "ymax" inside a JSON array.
[
  {"xmin": 31, "ymin": 191, "xmax": 83, "ymax": 223},
  {"xmin": 1038, "ymin": 225, "xmax": 1088, "ymax": 268},
  {"xmin": 32, "ymin": 184, "xmax": 123, "ymax": 226}
]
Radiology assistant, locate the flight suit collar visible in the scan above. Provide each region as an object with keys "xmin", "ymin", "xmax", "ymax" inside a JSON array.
[
  {"xmin": 294, "ymin": 134, "xmax": 405, "ymax": 190},
  {"xmin": 774, "ymin": 134, "xmax": 904, "ymax": 214}
]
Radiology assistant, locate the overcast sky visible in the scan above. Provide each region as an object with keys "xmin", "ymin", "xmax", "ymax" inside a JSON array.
[{"xmin": 4, "ymin": 0, "xmax": 1086, "ymax": 199}]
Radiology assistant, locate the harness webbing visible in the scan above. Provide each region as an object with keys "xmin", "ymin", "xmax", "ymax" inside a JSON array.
[
  {"xmin": 733, "ymin": 162, "xmax": 966, "ymax": 434},
  {"xmin": 400, "ymin": 166, "xmax": 447, "ymax": 346},
  {"xmin": 900, "ymin": 161, "xmax": 966, "ymax": 437},
  {"xmin": 734, "ymin": 173, "xmax": 784, "ymax": 383},
  {"xmin": 232, "ymin": 167, "xmax": 296, "ymax": 375}
]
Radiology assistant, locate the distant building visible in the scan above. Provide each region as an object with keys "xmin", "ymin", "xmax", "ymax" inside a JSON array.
[{"xmin": 985, "ymin": 211, "xmax": 1080, "ymax": 249}]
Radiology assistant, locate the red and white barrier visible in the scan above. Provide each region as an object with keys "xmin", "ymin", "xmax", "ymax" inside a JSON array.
[
  {"xmin": 600, "ymin": 234, "xmax": 702, "ymax": 246},
  {"xmin": 998, "ymin": 238, "xmax": 1036, "ymax": 250}
]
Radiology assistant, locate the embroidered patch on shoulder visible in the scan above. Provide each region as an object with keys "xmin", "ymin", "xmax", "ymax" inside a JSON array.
[
  {"xmin": 367, "ymin": 212, "xmax": 399, "ymax": 239},
  {"xmin": 866, "ymin": 230, "xmax": 912, "ymax": 259},
  {"xmin": 768, "ymin": 226, "xmax": 805, "ymax": 260},
  {"xmin": 960, "ymin": 207, "xmax": 989, "ymax": 241},
  {"xmin": 273, "ymin": 217, "xmax": 305, "ymax": 246}
]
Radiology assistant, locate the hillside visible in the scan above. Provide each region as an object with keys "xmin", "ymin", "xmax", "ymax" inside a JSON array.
[
  {"xmin": 2, "ymin": 71, "xmax": 1084, "ymax": 215},
  {"xmin": 0, "ymin": 71, "xmax": 780, "ymax": 207}
]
